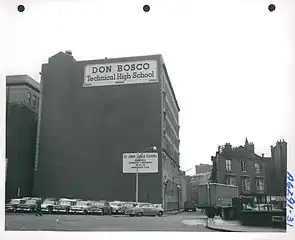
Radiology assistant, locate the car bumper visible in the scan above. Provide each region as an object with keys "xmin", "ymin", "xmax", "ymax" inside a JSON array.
[
  {"xmin": 53, "ymin": 208, "xmax": 67, "ymax": 213},
  {"xmin": 5, "ymin": 207, "xmax": 15, "ymax": 212},
  {"xmin": 70, "ymin": 209, "xmax": 84, "ymax": 213},
  {"xmin": 88, "ymin": 210, "xmax": 103, "ymax": 214},
  {"xmin": 125, "ymin": 211, "xmax": 140, "ymax": 215},
  {"xmin": 16, "ymin": 208, "xmax": 32, "ymax": 212}
]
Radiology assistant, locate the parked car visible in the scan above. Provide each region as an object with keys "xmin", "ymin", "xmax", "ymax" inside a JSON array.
[
  {"xmin": 41, "ymin": 198, "xmax": 59, "ymax": 214},
  {"xmin": 118, "ymin": 202, "xmax": 137, "ymax": 215},
  {"xmin": 16, "ymin": 198, "xmax": 38, "ymax": 213},
  {"xmin": 109, "ymin": 201, "xmax": 124, "ymax": 214},
  {"xmin": 70, "ymin": 200, "xmax": 93, "ymax": 215},
  {"xmin": 87, "ymin": 205, "xmax": 104, "ymax": 215},
  {"xmin": 5, "ymin": 198, "xmax": 27, "ymax": 213},
  {"xmin": 184, "ymin": 200, "xmax": 197, "ymax": 212},
  {"xmin": 125, "ymin": 203, "xmax": 164, "ymax": 217},
  {"xmin": 54, "ymin": 198, "xmax": 78, "ymax": 214},
  {"xmin": 92, "ymin": 201, "xmax": 112, "ymax": 215}
]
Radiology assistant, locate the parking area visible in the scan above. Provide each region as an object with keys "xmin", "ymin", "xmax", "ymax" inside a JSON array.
[{"xmin": 5, "ymin": 211, "xmax": 212, "ymax": 231}]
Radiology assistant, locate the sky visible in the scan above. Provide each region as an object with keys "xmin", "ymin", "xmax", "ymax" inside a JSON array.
[{"xmin": 1, "ymin": 0, "xmax": 294, "ymax": 176}]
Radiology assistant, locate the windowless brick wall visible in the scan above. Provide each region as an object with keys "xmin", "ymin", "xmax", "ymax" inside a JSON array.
[{"xmin": 33, "ymin": 53, "xmax": 167, "ymax": 203}]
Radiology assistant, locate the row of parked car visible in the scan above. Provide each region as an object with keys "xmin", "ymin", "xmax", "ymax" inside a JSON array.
[{"xmin": 5, "ymin": 197, "xmax": 165, "ymax": 217}]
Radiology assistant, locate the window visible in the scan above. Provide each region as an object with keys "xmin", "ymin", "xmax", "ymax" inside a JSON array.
[
  {"xmin": 25, "ymin": 92, "xmax": 31, "ymax": 104},
  {"xmin": 241, "ymin": 161, "xmax": 248, "ymax": 172},
  {"xmin": 256, "ymin": 178, "xmax": 264, "ymax": 191},
  {"xmin": 32, "ymin": 95, "xmax": 37, "ymax": 107},
  {"xmin": 226, "ymin": 159, "xmax": 232, "ymax": 171},
  {"xmin": 254, "ymin": 163, "xmax": 261, "ymax": 173},
  {"xmin": 226, "ymin": 176, "xmax": 236, "ymax": 186},
  {"xmin": 241, "ymin": 177, "xmax": 251, "ymax": 190}
]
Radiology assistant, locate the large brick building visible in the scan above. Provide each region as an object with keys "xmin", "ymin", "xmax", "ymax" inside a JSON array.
[
  {"xmin": 211, "ymin": 138, "xmax": 271, "ymax": 196},
  {"xmin": 33, "ymin": 51, "xmax": 181, "ymax": 210},
  {"xmin": 6, "ymin": 75, "xmax": 40, "ymax": 200}
]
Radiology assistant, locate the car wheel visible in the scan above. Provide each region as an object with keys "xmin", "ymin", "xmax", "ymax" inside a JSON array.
[
  {"xmin": 137, "ymin": 212, "xmax": 143, "ymax": 217},
  {"xmin": 130, "ymin": 214, "xmax": 135, "ymax": 217},
  {"xmin": 158, "ymin": 211, "xmax": 163, "ymax": 217}
]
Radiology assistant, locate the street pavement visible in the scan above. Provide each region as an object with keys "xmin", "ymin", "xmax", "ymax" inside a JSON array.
[{"xmin": 5, "ymin": 211, "xmax": 213, "ymax": 231}]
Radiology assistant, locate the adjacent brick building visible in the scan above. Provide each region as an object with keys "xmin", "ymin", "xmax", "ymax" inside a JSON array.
[
  {"xmin": 6, "ymin": 75, "xmax": 40, "ymax": 200},
  {"xmin": 195, "ymin": 163, "xmax": 212, "ymax": 175},
  {"xmin": 33, "ymin": 52, "xmax": 181, "ymax": 210},
  {"xmin": 211, "ymin": 138, "xmax": 271, "ymax": 196},
  {"xmin": 270, "ymin": 140, "xmax": 287, "ymax": 196}
]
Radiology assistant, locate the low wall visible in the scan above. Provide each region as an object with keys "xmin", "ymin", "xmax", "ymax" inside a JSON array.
[{"xmin": 240, "ymin": 211, "xmax": 286, "ymax": 228}]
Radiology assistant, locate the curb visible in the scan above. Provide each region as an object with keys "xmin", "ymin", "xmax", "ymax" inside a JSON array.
[
  {"xmin": 205, "ymin": 219, "xmax": 243, "ymax": 232},
  {"xmin": 164, "ymin": 210, "xmax": 185, "ymax": 215}
]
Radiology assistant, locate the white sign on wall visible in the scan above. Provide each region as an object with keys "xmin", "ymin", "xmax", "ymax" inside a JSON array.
[
  {"xmin": 123, "ymin": 152, "xmax": 158, "ymax": 173},
  {"xmin": 83, "ymin": 60, "xmax": 158, "ymax": 87}
]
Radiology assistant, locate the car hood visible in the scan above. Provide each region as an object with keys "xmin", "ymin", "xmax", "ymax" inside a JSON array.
[
  {"xmin": 111, "ymin": 206, "xmax": 120, "ymax": 209},
  {"xmin": 154, "ymin": 207, "xmax": 164, "ymax": 211},
  {"xmin": 72, "ymin": 206, "xmax": 87, "ymax": 209},
  {"xmin": 42, "ymin": 203, "xmax": 54, "ymax": 207},
  {"xmin": 126, "ymin": 207, "xmax": 142, "ymax": 211},
  {"xmin": 55, "ymin": 205, "xmax": 69, "ymax": 208}
]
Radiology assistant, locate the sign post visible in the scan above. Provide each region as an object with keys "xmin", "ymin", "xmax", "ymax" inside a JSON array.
[
  {"xmin": 135, "ymin": 156, "xmax": 140, "ymax": 203},
  {"xmin": 123, "ymin": 147, "xmax": 158, "ymax": 204}
]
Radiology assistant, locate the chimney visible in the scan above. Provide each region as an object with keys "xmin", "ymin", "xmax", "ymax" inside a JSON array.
[{"xmin": 65, "ymin": 50, "xmax": 72, "ymax": 56}]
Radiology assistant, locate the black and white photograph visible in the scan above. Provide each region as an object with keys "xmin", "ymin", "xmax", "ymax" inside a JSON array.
[{"xmin": 1, "ymin": 0, "xmax": 295, "ymax": 239}]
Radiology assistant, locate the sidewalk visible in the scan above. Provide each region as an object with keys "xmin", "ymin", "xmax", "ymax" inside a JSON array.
[
  {"xmin": 164, "ymin": 209, "xmax": 185, "ymax": 215},
  {"xmin": 206, "ymin": 217, "xmax": 286, "ymax": 232}
]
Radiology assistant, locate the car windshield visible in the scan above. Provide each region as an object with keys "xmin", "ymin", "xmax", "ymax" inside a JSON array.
[
  {"xmin": 94, "ymin": 202, "xmax": 104, "ymax": 207},
  {"xmin": 77, "ymin": 201, "xmax": 87, "ymax": 206},
  {"xmin": 110, "ymin": 202, "xmax": 122, "ymax": 206},
  {"xmin": 124, "ymin": 203, "xmax": 135, "ymax": 207},
  {"xmin": 26, "ymin": 200, "xmax": 36, "ymax": 205},
  {"xmin": 43, "ymin": 200, "xmax": 55, "ymax": 204},
  {"xmin": 60, "ymin": 201, "xmax": 71, "ymax": 206},
  {"xmin": 137, "ymin": 204, "xmax": 150, "ymax": 208}
]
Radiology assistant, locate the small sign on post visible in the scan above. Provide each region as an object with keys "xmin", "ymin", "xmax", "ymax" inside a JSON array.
[{"xmin": 123, "ymin": 152, "xmax": 158, "ymax": 173}]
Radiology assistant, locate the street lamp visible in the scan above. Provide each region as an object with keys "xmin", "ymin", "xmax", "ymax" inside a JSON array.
[{"xmin": 135, "ymin": 146, "xmax": 157, "ymax": 204}]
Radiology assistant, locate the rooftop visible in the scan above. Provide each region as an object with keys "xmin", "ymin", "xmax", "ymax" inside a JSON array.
[{"xmin": 6, "ymin": 75, "xmax": 40, "ymax": 92}]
